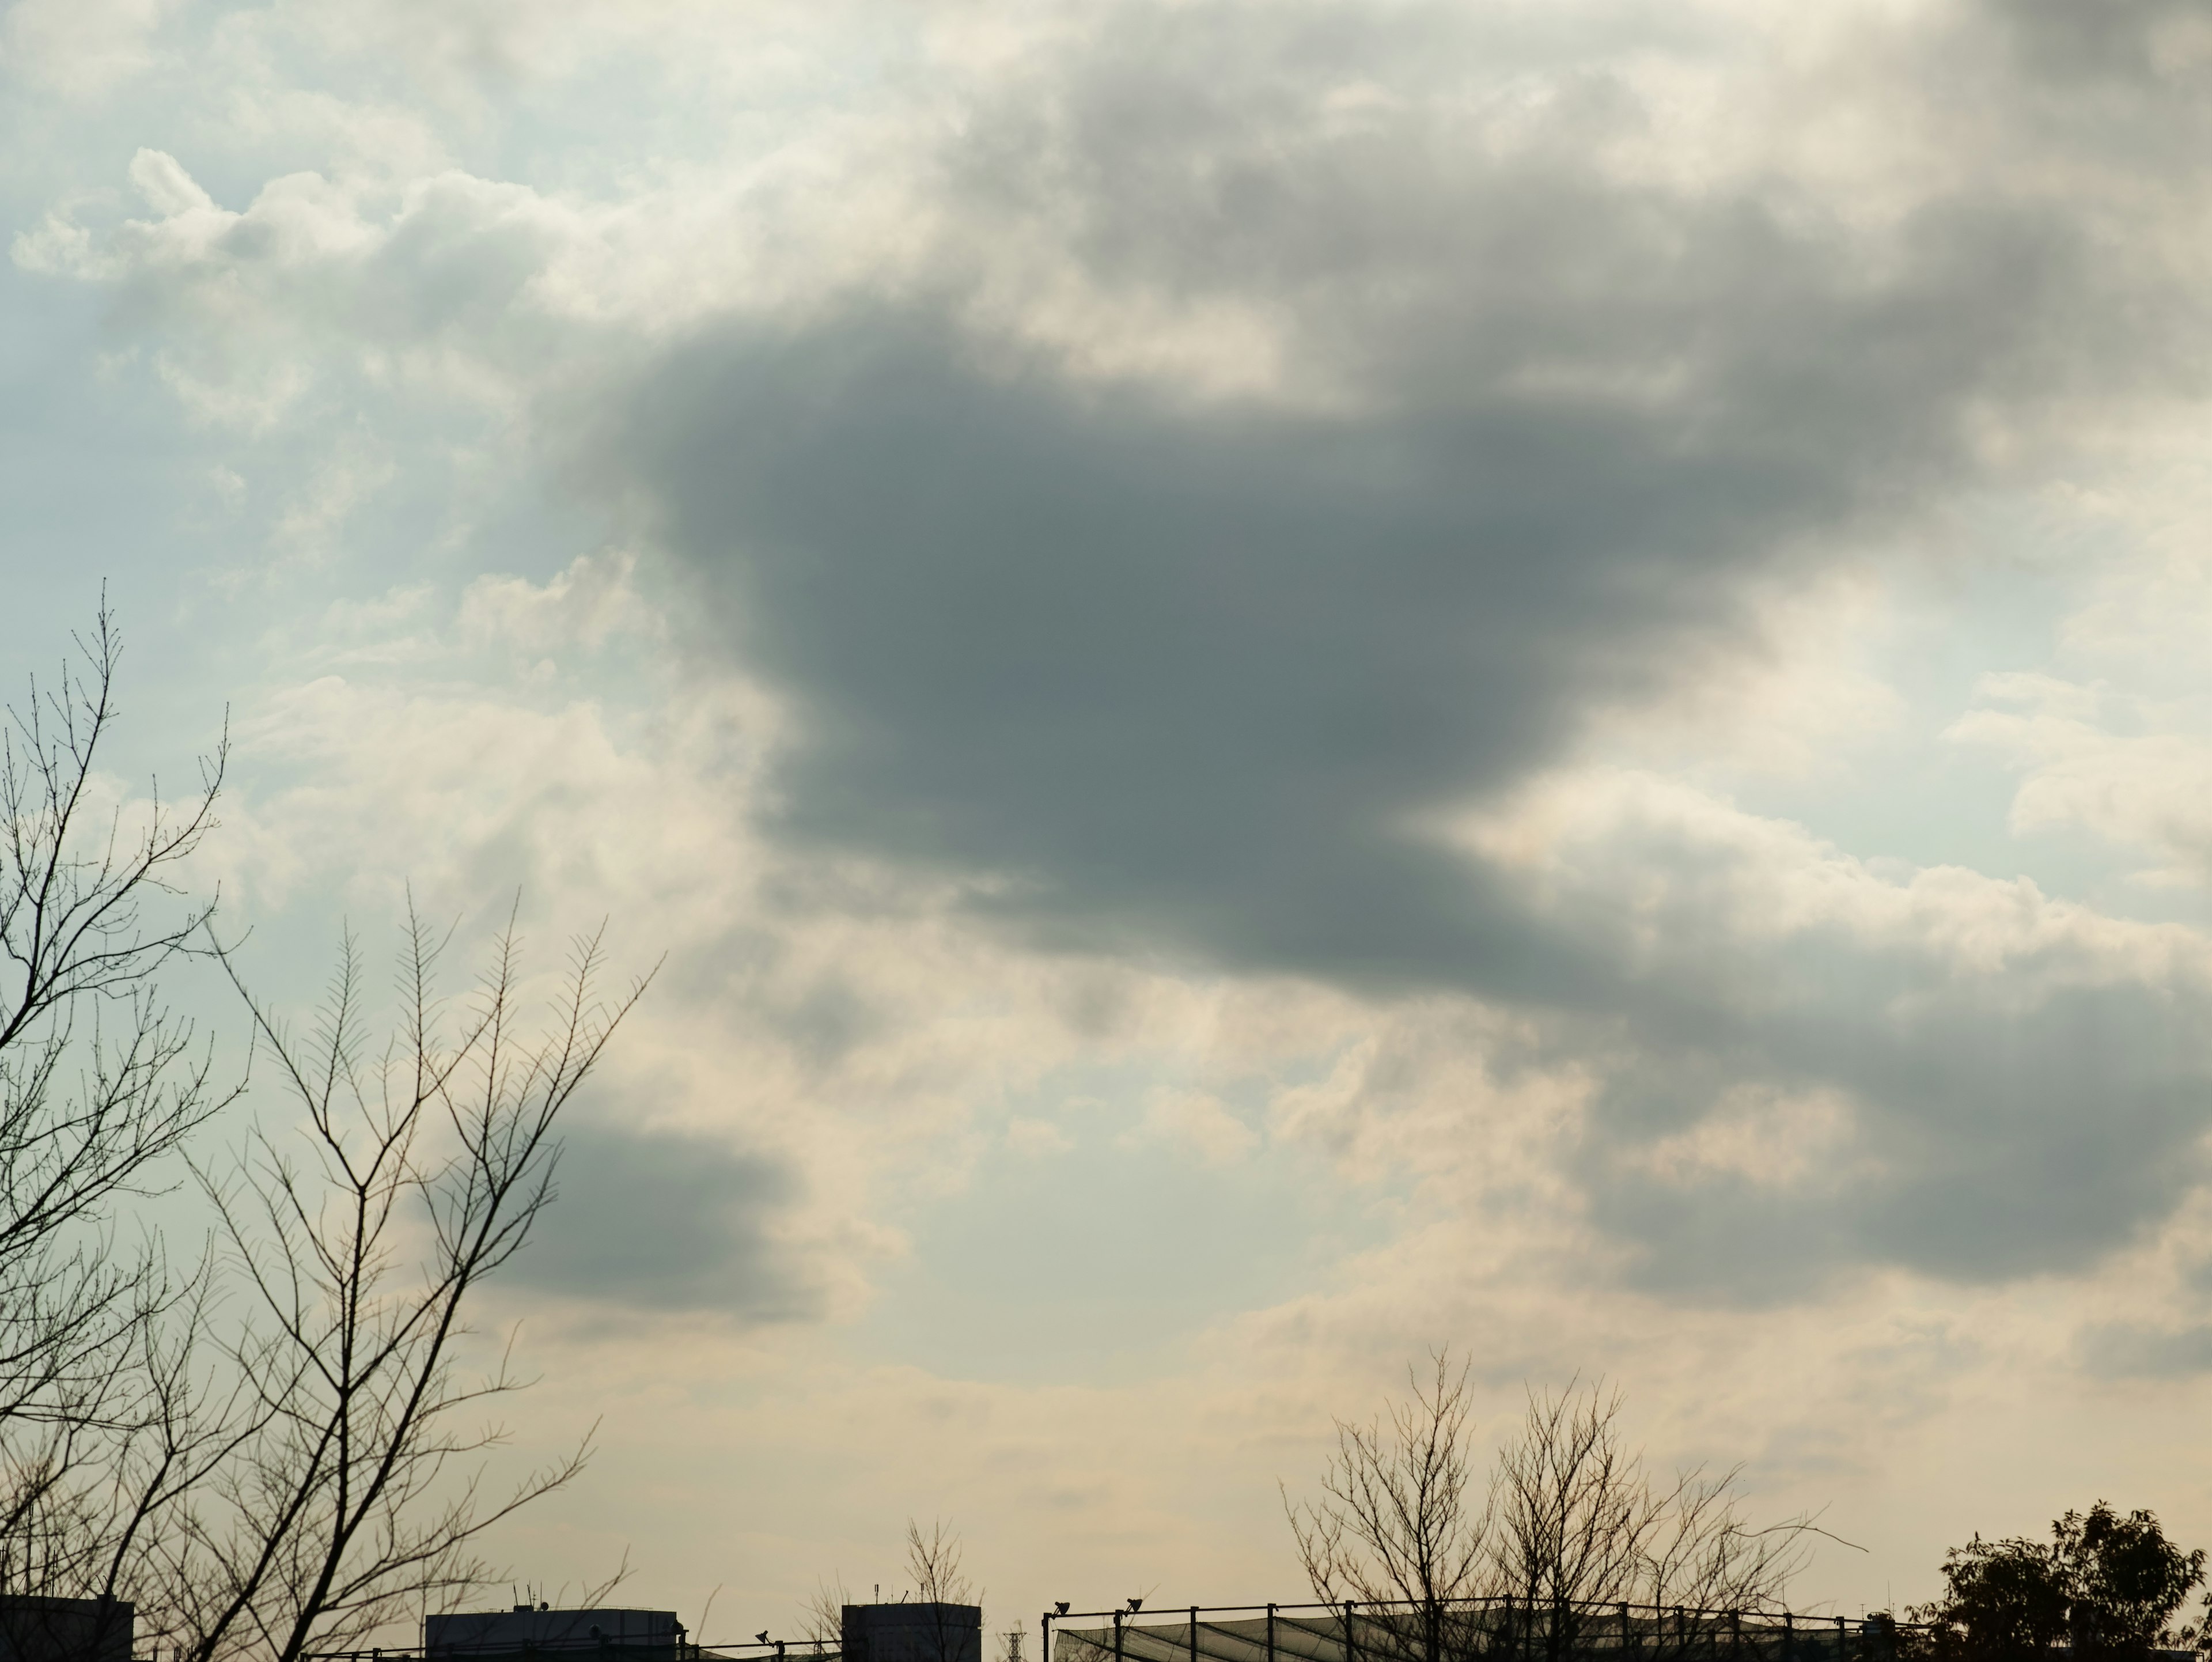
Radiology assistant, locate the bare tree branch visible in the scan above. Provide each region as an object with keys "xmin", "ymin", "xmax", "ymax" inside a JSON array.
[
  {"xmin": 0, "ymin": 598, "xmax": 236, "ymax": 1612},
  {"xmin": 126, "ymin": 902, "xmax": 654, "ymax": 1662},
  {"xmin": 1285, "ymin": 1350, "xmax": 1491, "ymax": 1662},
  {"xmin": 905, "ymin": 1519, "xmax": 979, "ymax": 1662},
  {"xmin": 1286, "ymin": 1365, "xmax": 1827, "ymax": 1662},
  {"xmin": 800, "ymin": 1576, "xmax": 852, "ymax": 1653}
]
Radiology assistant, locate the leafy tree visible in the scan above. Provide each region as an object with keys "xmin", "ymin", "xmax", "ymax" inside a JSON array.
[
  {"xmin": 1912, "ymin": 1534, "xmax": 2070, "ymax": 1660},
  {"xmin": 1912, "ymin": 1502, "xmax": 2203, "ymax": 1661},
  {"xmin": 2056, "ymin": 1504, "xmax": 2203, "ymax": 1657}
]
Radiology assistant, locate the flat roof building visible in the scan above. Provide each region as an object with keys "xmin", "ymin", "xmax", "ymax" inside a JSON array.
[
  {"xmin": 426, "ymin": 1607, "xmax": 685, "ymax": 1662},
  {"xmin": 0, "ymin": 1596, "xmax": 132, "ymax": 1662},
  {"xmin": 841, "ymin": 1604, "xmax": 980, "ymax": 1662}
]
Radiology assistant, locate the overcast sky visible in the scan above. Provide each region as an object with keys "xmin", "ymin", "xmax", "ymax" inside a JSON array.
[{"xmin": 12, "ymin": 0, "xmax": 2212, "ymax": 1641}]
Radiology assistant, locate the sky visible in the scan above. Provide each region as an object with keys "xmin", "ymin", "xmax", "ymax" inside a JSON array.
[{"xmin": 10, "ymin": 0, "xmax": 2212, "ymax": 1644}]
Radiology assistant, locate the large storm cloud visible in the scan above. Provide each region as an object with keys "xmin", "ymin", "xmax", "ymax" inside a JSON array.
[
  {"xmin": 594, "ymin": 0, "xmax": 2212, "ymax": 1296},
  {"xmin": 22, "ymin": 0, "xmax": 2212, "ymax": 1307}
]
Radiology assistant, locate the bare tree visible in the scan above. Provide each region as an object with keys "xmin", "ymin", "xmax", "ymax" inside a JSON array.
[
  {"xmin": 905, "ymin": 1520, "xmax": 973, "ymax": 1607},
  {"xmin": 1489, "ymin": 1380, "xmax": 1819, "ymax": 1662},
  {"xmin": 1491, "ymin": 1382, "xmax": 1813, "ymax": 1619},
  {"xmin": 1285, "ymin": 1351, "xmax": 1491, "ymax": 1662},
  {"xmin": 0, "ymin": 605, "xmax": 653, "ymax": 1662},
  {"xmin": 127, "ymin": 906, "xmax": 653, "ymax": 1662},
  {"xmin": 1489, "ymin": 1383, "xmax": 1653, "ymax": 1615},
  {"xmin": 1639, "ymin": 1466, "xmax": 1816, "ymax": 1616},
  {"xmin": 906, "ymin": 1519, "xmax": 978, "ymax": 1662},
  {"xmin": 1289, "ymin": 1369, "xmax": 1825, "ymax": 1662},
  {"xmin": 799, "ymin": 1575, "xmax": 851, "ymax": 1653},
  {"xmin": 0, "ymin": 601, "xmax": 233, "ymax": 1636}
]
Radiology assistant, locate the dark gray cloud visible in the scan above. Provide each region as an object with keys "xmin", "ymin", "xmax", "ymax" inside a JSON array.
[
  {"xmin": 509, "ymin": 1122, "xmax": 818, "ymax": 1320},
  {"xmin": 2076, "ymin": 1320, "xmax": 2212, "ymax": 1380},
  {"xmin": 1988, "ymin": 0, "xmax": 2212, "ymax": 91},
  {"xmin": 1516, "ymin": 807, "xmax": 2212, "ymax": 1300},
  {"xmin": 1582, "ymin": 946, "xmax": 2212, "ymax": 1300},
  {"xmin": 593, "ymin": 0, "xmax": 2212, "ymax": 1297}
]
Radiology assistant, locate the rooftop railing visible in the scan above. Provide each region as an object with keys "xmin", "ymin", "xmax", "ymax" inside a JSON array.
[
  {"xmin": 300, "ymin": 1638, "xmax": 840, "ymax": 1662},
  {"xmin": 1041, "ymin": 1596, "xmax": 1934, "ymax": 1662}
]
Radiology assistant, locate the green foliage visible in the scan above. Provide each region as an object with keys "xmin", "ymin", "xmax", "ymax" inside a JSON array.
[
  {"xmin": 1912, "ymin": 1534, "xmax": 2069, "ymax": 1660},
  {"xmin": 1911, "ymin": 1503, "xmax": 2205, "ymax": 1662},
  {"xmin": 2055, "ymin": 1505, "xmax": 2207, "ymax": 1657}
]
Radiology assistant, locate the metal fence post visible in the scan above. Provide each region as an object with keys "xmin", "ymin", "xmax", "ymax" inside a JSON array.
[
  {"xmin": 1266, "ymin": 1606, "xmax": 1276, "ymax": 1662},
  {"xmin": 1345, "ymin": 1602, "xmax": 1358, "ymax": 1662},
  {"xmin": 1115, "ymin": 1611, "xmax": 1124, "ymax": 1662},
  {"xmin": 1191, "ymin": 1607, "xmax": 1200, "ymax": 1662},
  {"xmin": 1834, "ymin": 1619, "xmax": 1843, "ymax": 1662},
  {"xmin": 1782, "ymin": 1614, "xmax": 1791, "ymax": 1662}
]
